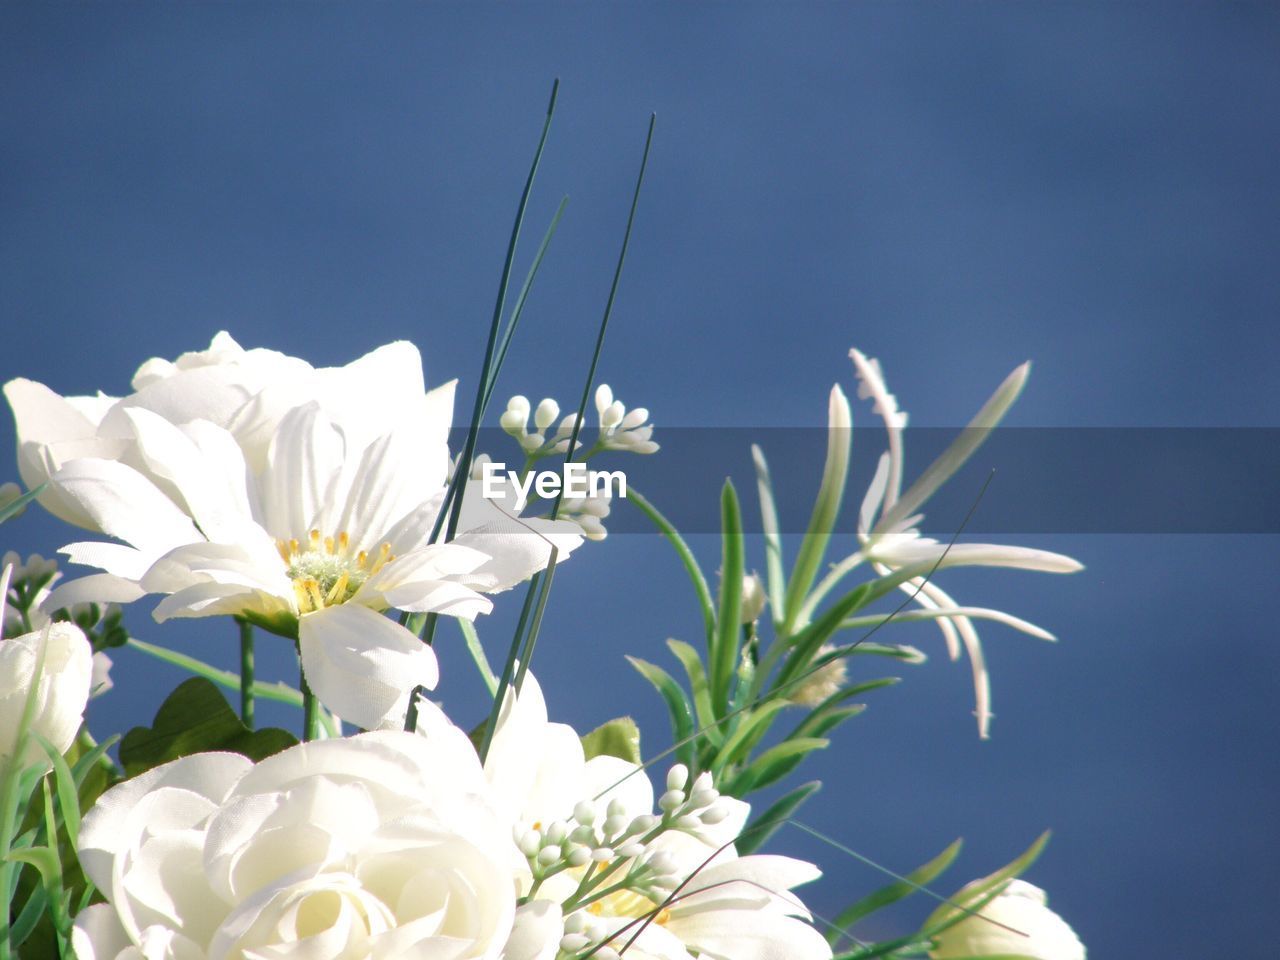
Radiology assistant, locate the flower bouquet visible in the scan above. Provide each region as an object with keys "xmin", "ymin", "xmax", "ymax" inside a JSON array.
[{"xmin": 1, "ymin": 90, "xmax": 1087, "ymax": 960}]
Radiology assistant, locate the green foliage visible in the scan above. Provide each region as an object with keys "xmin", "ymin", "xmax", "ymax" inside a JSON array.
[
  {"xmin": 580, "ymin": 717, "xmax": 642, "ymax": 765},
  {"xmin": 119, "ymin": 678, "xmax": 298, "ymax": 778}
]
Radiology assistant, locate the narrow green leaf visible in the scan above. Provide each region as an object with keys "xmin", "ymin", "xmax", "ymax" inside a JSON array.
[
  {"xmin": 829, "ymin": 839, "xmax": 964, "ymax": 941},
  {"xmin": 458, "ymin": 619, "xmax": 498, "ymax": 696},
  {"xmin": 33, "ymin": 735, "xmax": 80, "ymax": 848},
  {"xmin": 774, "ymin": 583, "xmax": 874, "ymax": 694},
  {"xmin": 712, "ymin": 480, "xmax": 745, "ymax": 715},
  {"xmin": 126, "ymin": 637, "xmax": 305, "ymax": 707},
  {"xmin": 921, "ymin": 832, "xmax": 1051, "ymax": 935},
  {"xmin": 628, "ymin": 490, "xmax": 715, "ymax": 643},
  {"xmin": 782, "ymin": 385, "xmax": 852, "ymax": 636},
  {"xmin": 711, "ymin": 698, "xmax": 789, "ymax": 777},
  {"xmin": 788, "ymin": 678, "xmax": 898, "ymax": 741},
  {"xmin": 666, "ymin": 639, "xmax": 722, "ymax": 746},
  {"xmin": 727, "ymin": 737, "xmax": 829, "ymax": 796},
  {"xmin": 0, "ymin": 482, "xmax": 47, "ymax": 526},
  {"xmin": 736, "ymin": 780, "xmax": 822, "ymax": 856},
  {"xmin": 627, "ymin": 657, "xmax": 695, "ymax": 769},
  {"xmin": 751, "ymin": 445, "xmax": 787, "ymax": 625},
  {"xmin": 580, "ymin": 717, "xmax": 642, "ymax": 765}
]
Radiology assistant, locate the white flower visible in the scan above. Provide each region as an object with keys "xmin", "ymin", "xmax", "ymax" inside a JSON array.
[
  {"xmin": 11, "ymin": 335, "xmax": 581, "ymax": 729},
  {"xmin": 801, "ymin": 349, "xmax": 1084, "ymax": 737},
  {"xmin": 594, "ymin": 385, "xmax": 658, "ymax": 454},
  {"xmin": 0, "ymin": 564, "xmax": 93, "ymax": 771},
  {"xmin": 480, "ymin": 673, "xmax": 832, "ymax": 960},
  {"xmin": 72, "ymin": 722, "xmax": 519, "ymax": 960},
  {"xmin": 928, "ymin": 880, "xmax": 1086, "ymax": 960}
]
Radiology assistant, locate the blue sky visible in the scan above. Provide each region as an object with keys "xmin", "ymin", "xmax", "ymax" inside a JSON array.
[{"xmin": 2, "ymin": 3, "xmax": 1278, "ymax": 955}]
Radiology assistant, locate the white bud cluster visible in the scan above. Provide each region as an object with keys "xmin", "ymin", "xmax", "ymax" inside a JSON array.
[
  {"xmin": 559, "ymin": 486, "xmax": 613, "ymax": 541},
  {"xmin": 559, "ymin": 911, "xmax": 624, "ymax": 960},
  {"xmin": 501, "ymin": 395, "xmax": 583, "ymax": 456},
  {"xmin": 594, "ymin": 385, "xmax": 658, "ymax": 454}
]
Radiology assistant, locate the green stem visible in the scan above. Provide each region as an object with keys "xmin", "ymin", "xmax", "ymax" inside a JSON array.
[
  {"xmin": 0, "ymin": 761, "xmax": 19, "ymax": 960},
  {"xmin": 301, "ymin": 668, "xmax": 319, "ymax": 743},
  {"xmin": 237, "ymin": 619, "xmax": 255, "ymax": 729}
]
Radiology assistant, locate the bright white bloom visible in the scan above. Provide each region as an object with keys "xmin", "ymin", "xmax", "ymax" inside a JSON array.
[
  {"xmin": 594, "ymin": 385, "xmax": 658, "ymax": 454},
  {"xmin": 479, "ymin": 673, "xmax": 832, "ymax": 960},
  {"xmin": 0, "ymin": 563, "xmax": 93, "ymax": 770},
  {"xmin": 820, "ymin": 349, "xmax": 1084, "ymax": 737},
  {"xmin": 928, "ymin": 879, "xmax": 1086, "ymax": 960},
  {"xmin": 72, "ymin": 723, "xmax": 520, "ymax": 960},
  {"xmin": 3, "ymin": 552, "xmax": 115, "ymax": 699},
  {"xmin": 7, "ymin": 334, "xmax": 581, "ymax": 729}
]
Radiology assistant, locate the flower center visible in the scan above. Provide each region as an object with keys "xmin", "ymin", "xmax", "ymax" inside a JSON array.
[
  {"xmin": 277, "ymin": 530, "xmax": 395, "ymax": 614},
  {"xmin": 587, "ymin": 889, "xmax": 671, "ymax": 927}
]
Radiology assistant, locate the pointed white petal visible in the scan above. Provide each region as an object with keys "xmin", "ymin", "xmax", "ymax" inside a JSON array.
[
  {"xmin": 51, "ymin": 459, "xmax": 200, "ymax": 556},
  {"xmin": 259, "ymin": 403, "xmax": 347, "ymax": 541},
  {"xmin": 849, "ymin": 348, "xmax": 907, "ymax": 510},
  {"xmin": 878, "ymin": 361, "xmax": 1030, "ymax": 533},
  {"xmin": 44, "ymin": 573, "xmax": 147, "ymax": 610},
  {"xmin": 874, "ymin": 539, "xmax": 1083, "ymax": 573},
  {"xmin": 336, "ymin": 429, "xmax": 449, "ymax": 553},
  {"xmin": 450, "ymin": 512, "xmax": 584, "ymax": 593},
  {"xmin": 298, "ymin": 605, "xmax": 439, "ymax": 730},
  {"xmin": 668, "ymin": 909, "xmax": 833, "ymax": 960}
]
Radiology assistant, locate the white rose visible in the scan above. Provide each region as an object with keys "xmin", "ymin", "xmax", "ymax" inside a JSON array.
[
  {"xmin": 73, "ymin": 720, "xmax": 519, "ymax": 960},
  {"xmin": 929, "ymin": 879, "xmax": 1086, "ymax": 960},
  {"xmin": 0, "ymin": 620, "xmax": 92, "ymax": 770}
]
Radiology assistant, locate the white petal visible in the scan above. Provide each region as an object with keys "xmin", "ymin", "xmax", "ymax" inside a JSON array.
[
  {"xmin": 51, "ymin": 459, "xmax": 200, "ymax": 556},
  {"xmin": 878, "ymin": 362, "xmax": 1029, "ymax": 533},
  {"xmin": 876, "ymin": 540, "xmax": 1083, "ymax": 573},
  {"xmin": 72, "ymin": 903, "xmax": 134, "ymax": 960},
  {"xmin": 3, "ymin": 378, "xmax": 119, "ymax": 528},
  {"xmin": 450, "ymin": 513, "xmax": 583, "ymax": 593},
  {"xmin": 674, "ymin": 856, "xmax": 821, "ymax": 917},
  {"xmin": 298, "ymin": 605, "xmax": 439, "ymax": 730},
  {"xmin": 502, "ymin": 900, "xmax": 563, "ymax": 960},
  {"xmin": 259, "ymin": 403, "xmax": 347, "ymax": 542},
  {"xmin": 44, "ymin": 573, "xmax": 147, "ymax": 611},
  {"xmin": 668, "ymin": 909, "xmax": 832, "ymax": 960},
  {"xmin": 849, "ymin": 348, "xmax": 907, "ymax": 511},
  {"xmin": 336, "ymin": 428, "xmax": 449, "ymax": 553}
]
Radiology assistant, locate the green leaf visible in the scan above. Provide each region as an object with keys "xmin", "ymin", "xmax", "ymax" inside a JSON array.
[
  {"xmin": 666, "ymin": 639, "xmax": 720, "ymax": 742},
  {"xmin": 736, "ymin": 780, "xmax": 821, "ymax": 856},
  {"xmin": 751, "ymin": 444, "xmax": 787, "ymax": 625},
  {"xmin": 711, "ymin": 698, "xmax": 789, "ymax": 778},
  {"xmin": 782, "ymin": 385, "xmax": 852, "ymax": 636},
  {"xmin": 0, "ymin": 482, "xmax": 47, "ymax": 525},
  {"xmin": 788, "ymin": 678, "xmax": 899, "ymax": 741},
  {"xmin": 828, "ymin": 838, "xmax": 964, "ymax": 942},
  {"xmin": 921, "ymin": 832, "xmax": 1051, "ymax": 935},
  {"xmin": 126, "ymin": 637, "xmax": 306, "ymax": 708},
  {"xmin": 580, "ymin": 717, "xmax": 642, "ymax": 765},
  {"xmin": 712, "ymin": 480, "xmax": 745, "ymax": 715},
  {"xmin": 119, "ymin": 677, "xmax": 299, "ymax": 777},
  {"xmin": 34, "ymin": 734, "xmax": 81, "ymax": 848},
  {"xmin": 726, "ymin": 737, "xmax": 829, "ymax": 796},
  {"xmin": 774, "ymin": 583, "xmax": 874, "ymax": 694},
  {"xmin": 626, "ymin": 657, "xmax": 695, "ymax": 770},
  {"xmin": 628, "ymin": 489, "xmax": 715, "ymax": 644}
]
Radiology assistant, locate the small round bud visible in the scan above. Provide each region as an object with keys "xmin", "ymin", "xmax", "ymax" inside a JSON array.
[
  {"xmin": 544, "ymin": 821, "xmax": 568, "ymax": 846},
  {"xmin": 534, "ymin": 398, "xmax": 560, "ymax": 431},
  {"xmin": 659, "ymin": 790, "xmax": 685, "ymax": 813},
  {"xmin": 616, "ymin": 842, "xmax": 645, "ymax": 860},
  {"xmin": 607, "ymin": 798, "xmax": 627, "ymax": 819},
  {"xmin": 563, "ymin": 912, "xmax": 588, "ymax": 934},
  {"xmin": 666, "ymin": 764, "xmax": 689, "ymax": 792},
  {"xmin": 566, "ymin": 846, "xmax": 591, "ymax": 868},
  {"xmin": 603, "ymin": 814, "xmax": 628, "ymax": 837},
  {"xmin": 518, "ymin": 830, "xmax": 541, "ymax": 857},
  {"xmin": 740, "ymin": 572, "xmax": 767, "ymax": 624},
  {"xmin": 675, "ymin": 815, "xmax": 703, "ymax": 831},
  {"xmin": 536, "ymin": 846, "xmax": 562, "ymax": 866},
  {"xmin": 591, "ymin": 847, "xmax": 614, "ymax": 863},
  {"xmin": 700, "ymin": 804, "xmax": 730, "ymax": 825},
  {"xmin": 560, "ymin": 934, "xmax": 591, "ymax": 953},
  {"xmin": 573, "ymin": 800, "xmax": 597, "ymax": 825},
  {"xmin": 627, "ymin": 814, "xmax": 658, "ymax": 836}
]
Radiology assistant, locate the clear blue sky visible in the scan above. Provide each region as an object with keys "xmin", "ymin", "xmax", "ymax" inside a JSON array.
[{"xmin": 2, "ymin": 3, "xmax": 1278, "ymax": 955}]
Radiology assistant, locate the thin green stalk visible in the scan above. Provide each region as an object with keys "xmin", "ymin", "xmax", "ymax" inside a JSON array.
[
  {"xmin": 458, "ymin": 619, "xmax": 498, "ymax": 696},
  {"xmin": 237, "ymin": 618, "xmax": 255, "ymax": 728},
  {"xmin": 442, "ymin": 78, "xmax": 561, "ymax": 546},
  {"xmin": 301, "ymin": 668, "xmax": 319, "ymax": 743},
  {"xmin": 509, "ymin": 113, "xmax": 657, "ymax": 698},
  {"xmin": 126, "ymin": 638, "xmax": 304, "ymax": 707}
]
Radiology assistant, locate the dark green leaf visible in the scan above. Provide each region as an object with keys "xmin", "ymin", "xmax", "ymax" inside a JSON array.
[
  {"xmin": 627, "ymin": 657, "xmax": 695, "ymax": 769},
  {"xmin": 736, "ymin": 780, "xmax": 821, "ymax": 856},
  {"xmin": 828, "ymin": 838, "xmax": 963, "ymax": 943},
  {"xmin": 119, "ymin": 677, "xmax": 298, "ymax": 777}
]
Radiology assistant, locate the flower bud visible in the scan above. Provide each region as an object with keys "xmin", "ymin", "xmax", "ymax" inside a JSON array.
[
  {"xmin": 534, "ymin": 398, "xmax": 560, "ymax": 431},
  {"xmin": 929, "ymin": 880, "xmax": 1086, "ymax": 960},
  {"xmin": 0, "ymin": 621, "xmax": 93, "ymax": 771},
  {"xmin": 740, "ymin": 572, "xmax": 767, "ymax": 624}
]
